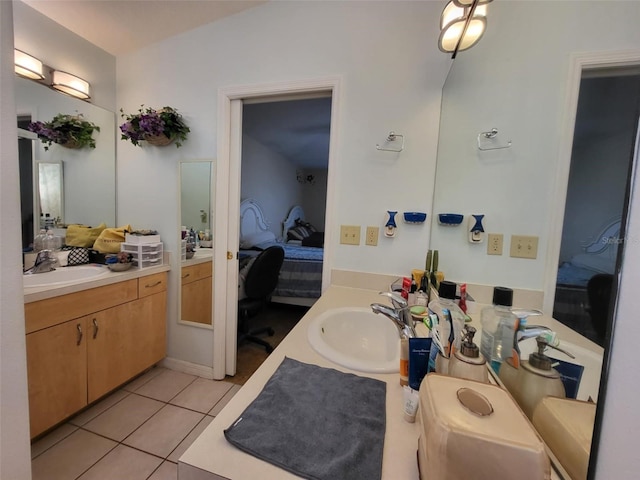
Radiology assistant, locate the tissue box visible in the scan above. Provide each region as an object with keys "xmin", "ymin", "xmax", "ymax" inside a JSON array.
[{"xmin": 417, "ymin": 374, "xmax": 550, "ymax": 480}]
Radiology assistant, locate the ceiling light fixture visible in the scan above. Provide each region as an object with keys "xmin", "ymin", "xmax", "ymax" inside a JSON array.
[
  {"xmin": 51, "ymin": 70, "xmax": 91, "ymax": 100},
  {"xmin": 14, "ymin": 49, "xmax": 45, "ymax": 80},
  {"xmin": 438, "ymin": 0, "xmax": 491, "ymax": 59}
]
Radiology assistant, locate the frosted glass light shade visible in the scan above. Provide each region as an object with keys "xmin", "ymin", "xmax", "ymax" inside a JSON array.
[
  {"xmin": 14, "ymin": 49, "xmax": 44, "ymax": 80},
  {"xmin": 52, "ymin": 70, "xmax": 91, "ymax": 100},
  {"xmin": 453, "ymin": 0, "xmax": 493, "ymax": 7},
  {"xmin": 438, "ymin": 17, "xmax": 487, "ymax": 53}
]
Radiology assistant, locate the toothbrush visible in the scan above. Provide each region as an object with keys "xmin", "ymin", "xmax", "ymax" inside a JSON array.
[{"xmin": 443, "ymin": 308, "xmax": 455, "ymax": 356}]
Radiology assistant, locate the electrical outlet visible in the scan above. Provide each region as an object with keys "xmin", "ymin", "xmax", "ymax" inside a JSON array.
[
  {"xmin": 365, "ymin": 226, "xmax": 379, "ymax": 246},
  {"xmin": 487, "ymin": 233, "xmax": 503, "ymax": 255},
  {"xmin": 340, "ymin": 225, "xmax": 361, "ymax": 245},
  {"xmin": 510, "ymin": 235, "xmax": 539, "ymax": 259}
]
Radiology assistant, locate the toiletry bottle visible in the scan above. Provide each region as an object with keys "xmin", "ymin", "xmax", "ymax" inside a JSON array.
[
  {"xmin": 480, "ymin": 286, "xmax": 518, "ymax": 373},
  {"xmin": 33, "ymin": 229, "xmax": 46, "ymax": 252},
  {"xmin": 510, "ymin": 336, "xmax": 567, "ymax": 419},
  {"xmin": 428, "ymin": 281, "xmax": 466, "ymax": 353},
  {"xmin": 448, "ymin": 325, "xmax": 489, "ymax": 383},
  {"xmin": 400, "ymin": 337, "xmax": 409, "ymax": 386}
]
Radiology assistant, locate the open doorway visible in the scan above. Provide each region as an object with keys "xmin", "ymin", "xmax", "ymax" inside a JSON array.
[
  {"xmin": 213, "ymin": 76, "xmax": 340, "ymax": 380},
  {"xmin": 233, "ymin": 96, "xmax": 331, "ymax": 383},
  {"xmin": 553, "ymin": 68, "xmax": 640, "ymax": 347}
]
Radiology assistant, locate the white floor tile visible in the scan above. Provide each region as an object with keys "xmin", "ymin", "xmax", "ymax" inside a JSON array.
[
  {"xmin": 31, "ymin": 429, "xmax": 116, "ymax": 480},
  {"xmin": 31, "ymin": 423, "xmax": 79, "ymax": 459},
  {"xmin": 123, "ymin": 404, "xmax": 204, "ymax": 458},
  {"xmin": 209, "ymin": 384, "xmax": 242, "ymax": 416},
  {"xmin": 167, "ymin": 415, "xmax": 214, "ymax": 463},
  {"xmin": 77, "ymin": 444, "xmax": 163, "ymax": 480},
  {"xmin": 148, "ymin": 461, "xmax": 178, "ymax": 480},
  {"xmin": 170, "ymin": 378, "xmax": 234, "ymax": 414},
  {"xmin": 83, "ymin": 393, "xmax": 164, "ymax": 442},
  {"xmin": 133, "ymin": 369, "xmax": 197, "ymax": 402},
  {"xmin": 69, "ymin": 389, "xmax": 130, "ymax": 426},
  {"xmin": 122, "ymin": 366, "xmax": 167, "ymax": 392}
]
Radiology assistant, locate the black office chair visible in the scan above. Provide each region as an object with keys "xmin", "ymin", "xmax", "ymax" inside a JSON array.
[
  {"xmin": 586, "ymin": 273, "xmax": 613, "ymax": 344},
  {"xmin": 238, "ymin": 246, "xmax": 285, "ymax": 353}
]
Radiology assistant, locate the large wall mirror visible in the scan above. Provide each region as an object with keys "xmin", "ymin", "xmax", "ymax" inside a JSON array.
[
  {"xmin": 179, "ymin": 160, "xmax": 214, "ymax": 327},
  {"xmin": 16, "ymin": 76, "xmax": 116, "ymax": 251},
  {"xmin": 429, "ymin": 2, "xmax": 639, "ymax": 478}
]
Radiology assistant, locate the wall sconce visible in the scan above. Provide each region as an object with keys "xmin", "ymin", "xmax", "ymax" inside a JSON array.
[
  {"xmin": 438, "ymin": 0, "xmax": 491, "ymax": 59},
  {"xmin": 296, "ymin": 170, "xmax": 316, "ymax": 185},
  {"xmin": 52, "ymin": 70, "xmax": 91, "ymax": 100},
  {"xmin": 14, "ymin": 49, "xmax": 44, "ymax": 80}
]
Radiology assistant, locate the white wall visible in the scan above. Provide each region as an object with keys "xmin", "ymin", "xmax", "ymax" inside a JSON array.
[
  {"xmin": 13, "ymin": 1, "xmax": 116, "ymax": 110},
  {"xmin": 0, "ymin": 2, "xmax": 33, "ymax": 478},
  {"xmin": 430, "ymin": 1, "xmax": 640, "ymax": 291},
  {"xmin": 241, "ymin": 134, "xmax": 303, "ymax": 239},
  {"xmin": 116, "ymin": 0, "xmax": 451, "ymax": 368}
]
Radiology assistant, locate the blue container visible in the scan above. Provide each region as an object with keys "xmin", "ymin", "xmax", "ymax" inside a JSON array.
[
  {"xmin": 403, "ymin": 212, "xmax": 427, "ymax": 224},
  {"xmin": 438, "ymin": 213, "xmax": 464, "ymax": 226}
]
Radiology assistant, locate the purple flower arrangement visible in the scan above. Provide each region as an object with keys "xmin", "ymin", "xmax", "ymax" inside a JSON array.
[
  {"xmin": 119, "ymin": 106, "xmax": 190, "ymax": 148},
  {"xmin": 28, "ymin": 113, "xmax": 99, "ymax": 151}
]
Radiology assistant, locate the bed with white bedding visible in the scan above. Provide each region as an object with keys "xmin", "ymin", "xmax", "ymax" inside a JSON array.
[{"xmin": 239, "ymin": 199, "xmax": 323, "ymax": 306}]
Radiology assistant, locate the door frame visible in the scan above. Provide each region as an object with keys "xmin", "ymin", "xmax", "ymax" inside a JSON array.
[
  {"xmin": 213, "ymin": 76, "xmax": 342, "ymax": 379},
  {"xmin": 543, "ymin": 49, "xmax": 640, "ymax": 314}
]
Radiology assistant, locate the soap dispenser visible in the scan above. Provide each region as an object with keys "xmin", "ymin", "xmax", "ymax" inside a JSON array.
[
  {"xmin": 448, "ymin": 325, "xmax": 489, "ymax": 383},
  {"xmin": 512, "ymin": 336, "xmax": 567, "ymax": 419}
]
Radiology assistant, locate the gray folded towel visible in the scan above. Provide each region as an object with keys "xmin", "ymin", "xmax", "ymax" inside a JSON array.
[{"xmin": 224, "ymin": 357, "xmax": 386, "ymax": 480}]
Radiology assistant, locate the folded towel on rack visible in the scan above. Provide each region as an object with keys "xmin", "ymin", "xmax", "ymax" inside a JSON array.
[{"xmin": 224, "ymin": 357, "xmax": 387, "ymax": 480}]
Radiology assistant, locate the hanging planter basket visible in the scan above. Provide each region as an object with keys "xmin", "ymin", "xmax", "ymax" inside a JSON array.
[
  {"xmin": 145, "ymin": 134, "xmax": 174, "ymax": 147},
  {"xmin": 60, "ymin": 138, "xmax": 82, "ymax": 149}
]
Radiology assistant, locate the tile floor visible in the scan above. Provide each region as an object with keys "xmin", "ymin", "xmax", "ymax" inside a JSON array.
[{"xmin": 31, "ymin": 367, "xmax": 241, "ymax": 480}]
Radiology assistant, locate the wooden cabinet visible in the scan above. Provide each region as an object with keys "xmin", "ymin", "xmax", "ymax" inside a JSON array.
[
  {"xmin": 25, "ymin": 272, "xmax": 168, "ymax": 438},
  {"xmin": 181, "ymin": 261, "xmax": 212, "ymax": 325}
]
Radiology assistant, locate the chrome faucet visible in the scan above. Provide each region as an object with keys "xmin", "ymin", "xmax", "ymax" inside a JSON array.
[
  {"xmin": 371, "ymin": 291, "xmax": 417, "ymax": 339},
  {"xmin": 25, "ymin": 250, "xmax": 58, "ymax": 274}
]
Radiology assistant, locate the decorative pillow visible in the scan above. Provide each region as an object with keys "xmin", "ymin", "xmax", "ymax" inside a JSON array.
[
  {"xmin": 240, "ymin": 230, "xmax": 277, "ymax": 249},
  {"xmin": 295, "ymin": 218, "xmax": 317, "ymax": 233},
  {"xmin": 287, "ymin": 224, "xmax": 313, "ymax": 242}
]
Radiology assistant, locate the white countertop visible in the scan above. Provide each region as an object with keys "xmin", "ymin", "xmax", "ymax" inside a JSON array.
[
  {"xmin": 179, "ymin": 286, "xmax": 602, "ymax": 480},
  {"xmin": 23, "ymin": 263, "xmax": 171, "ymax": 303},
  {"xmin": 181, "ymin": 248, "xmax": 213, "ymax": 267}
]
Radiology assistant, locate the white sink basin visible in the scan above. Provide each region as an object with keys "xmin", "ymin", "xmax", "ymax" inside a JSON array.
[
  {"xmin": 518, "ymin": 338, "xmax": 603, "ymax": 402},
  {"xmin": 307, "ymin": 307, "xmax": 400, "ymax": 373},
  {"xmin": 23, "ymin": 265, "xmax": 110, "ymax": 288}
]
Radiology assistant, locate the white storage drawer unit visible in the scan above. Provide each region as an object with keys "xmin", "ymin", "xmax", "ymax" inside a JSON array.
[{"xmin": 121, "ymin": 242, "xmax": 163, "ymax": 269}]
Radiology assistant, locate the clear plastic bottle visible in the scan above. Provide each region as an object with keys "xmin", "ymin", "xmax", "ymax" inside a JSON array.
[
  {"xmin": 33, "ymin": 229, "xmax": 47, "ymax": 252},
  {"xmin": 43, "ymin": 229, "xmax": 61, "ymax": 251},
  {"xmin": 428, "ymin": 280, "xmax": 466, "ymax": 353},
  {"xmin": 480, "ymin": 286, "xmax": 518, "ymax": 374}
]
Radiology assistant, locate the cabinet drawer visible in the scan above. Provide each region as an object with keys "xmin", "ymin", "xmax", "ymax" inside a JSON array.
[
  {"xmin": 25, "ymin": 280, "xmax": 138, "ymax": 334},
  {"xmin": 181, "ymin": 262, "xmax": 212, "ymax": 285},
  {"xmin": 138, "ymin": 272, "xmax": 167, "ymax": 298}
]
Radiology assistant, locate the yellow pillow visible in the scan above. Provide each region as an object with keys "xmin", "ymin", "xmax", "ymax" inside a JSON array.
[{"xmin": 65, "ymin": 223, "xmax": 107, "ymax": 248}]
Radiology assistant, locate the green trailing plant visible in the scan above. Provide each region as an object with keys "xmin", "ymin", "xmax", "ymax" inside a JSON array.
[
  {"xmin": 28, "ymin": 113, "xmax": 100, "ymax": 151},
  {"xmin": 119, "ymin": 105, "xmax": 190, "ymax": 148}
]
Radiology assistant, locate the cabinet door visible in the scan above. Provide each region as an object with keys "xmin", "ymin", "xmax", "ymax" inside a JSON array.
[
  {"xmin": 26, "ymin": 317, "xmax": 88, "ymax": 438},
  {"xmin": 182, "ymin": 277, "xmax": 213, "ymax": 325},
  {"xmin": 87, "ymin": 292, "xmax": 167, "ymax": 403}
]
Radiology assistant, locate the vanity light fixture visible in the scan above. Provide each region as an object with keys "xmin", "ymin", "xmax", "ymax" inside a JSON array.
[
  {"xmin": 14, "ymin": 49, "xmax": 45, "ymax": 80},
  {"xmin": 438, "ymin": 0, "xmax": 492, "ymax": 59},
  {"xmin": 51, "ymin": 70, "xmax": 91, "ymax": 100}
]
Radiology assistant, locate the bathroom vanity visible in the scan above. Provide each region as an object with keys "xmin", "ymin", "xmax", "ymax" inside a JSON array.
[
  {"xmin": 179, "ymin": 283, "xmax": 603, "ymax": 480},
  {"xmin": 24, "ymin": 265, "xmax": 169, "ymax": 439}
]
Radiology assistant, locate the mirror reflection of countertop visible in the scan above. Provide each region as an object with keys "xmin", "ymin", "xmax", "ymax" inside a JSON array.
[{"xmin": 181, "ymin": 248, "xmax": 213, "ymax": 267}]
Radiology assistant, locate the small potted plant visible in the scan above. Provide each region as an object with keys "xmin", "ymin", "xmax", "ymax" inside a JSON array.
[
  {"xmin": 119, "ymin": 105, "xmax": 190, "ymax": 148},
  {"xmin": 28, "ymin": 113, "xmax": 100, "ymax": 151}
]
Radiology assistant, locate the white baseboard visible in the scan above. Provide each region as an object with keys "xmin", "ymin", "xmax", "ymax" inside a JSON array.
[{"xmin": 161, "ymin": 356, "xmax": 215, "ymax": 380}]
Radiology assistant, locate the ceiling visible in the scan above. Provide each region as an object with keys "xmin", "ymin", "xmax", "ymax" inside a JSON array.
[
  {"xmin": 21, "ymin": 0, "xmax": 268, "ymax": 56},
  {"xmin": 243, "ymin": 97, "xmax": 332, "ymax": 170}
]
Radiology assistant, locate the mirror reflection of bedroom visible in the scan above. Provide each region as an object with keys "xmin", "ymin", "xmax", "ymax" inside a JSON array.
[
  {"xmin": 235, "ymin": 95, "xmax": 331, "ymax": 382},
  {"xmin": 554, "ymin": 69, "xmax": 640, "ymax": 347}
]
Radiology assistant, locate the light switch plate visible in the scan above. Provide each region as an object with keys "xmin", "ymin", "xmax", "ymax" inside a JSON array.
[
  {"xmin": 340, "ymin": 225, "xmax": 361, "ymax": 245},
  {"xmin": 510, "ymin": 235, "xmax": 539, "ymax": 259}
]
